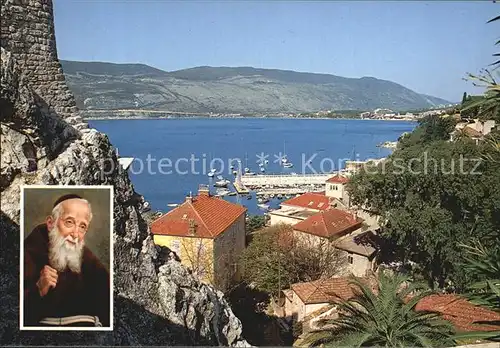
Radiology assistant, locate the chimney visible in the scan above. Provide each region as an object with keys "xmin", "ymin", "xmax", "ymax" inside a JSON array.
[
  {"xmin": 198, "ymin": 184, "xmax": 210, "ymax": 197},
  {"xmin": 351, "ymin": 210, "xmax": 358, "ymax": 221},
  {"xmin": 186, "ymin": 191, "xmax": 193, "ymax": 203},
  {"xmin": 188, "ymin": 219, "xmax": 197, "ymax": 235},
  {"xmin": 328, "ymin": 197, "xmax": 337, "ymax": 209}
]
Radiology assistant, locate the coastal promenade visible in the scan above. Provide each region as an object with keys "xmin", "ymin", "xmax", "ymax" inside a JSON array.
[{"xmin": 240, "ymin": 173, "xmax": 335, "ymax": 187}]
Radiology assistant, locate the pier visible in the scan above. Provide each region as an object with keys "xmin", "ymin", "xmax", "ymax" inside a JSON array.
[
  {"xmin": 233, "ymin": 162, "xmax": 250, "ymax": 194},
  {"xmin": 255, "ymin": 188, "xmax": 311, "ymax": 196},
  {"xmin": 233, "ymin": 181, "xmax": 250, "ymax": 194},
  {"xmin": 240, "ymin": 173, "xmax": 335, "ymax": 187}
]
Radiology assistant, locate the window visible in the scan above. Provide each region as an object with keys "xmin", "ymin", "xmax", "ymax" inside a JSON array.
[{"xmin": 347, "ymin": 254, "xmax": 354, "ymax": 264}]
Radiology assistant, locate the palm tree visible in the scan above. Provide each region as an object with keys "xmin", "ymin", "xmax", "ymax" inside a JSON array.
[
  {"xmin": 461, "ymin": 240, "xmax": 500, "ymax": 312},
  {"xmin": 462, "ymin": 15, "xmax": 500, "ymax": 121},
  {"xmin": 304, "ymin": 272, "xmax": 455, "ymax": 347}
]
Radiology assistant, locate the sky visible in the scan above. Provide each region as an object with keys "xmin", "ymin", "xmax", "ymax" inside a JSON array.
[{"xmin": 53, "ymin": 1, "xmax": 499, "ymax": 102}]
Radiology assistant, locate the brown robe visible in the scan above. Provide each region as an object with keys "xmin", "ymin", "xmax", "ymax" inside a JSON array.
[{"xmin": 23, "ymin": 224, "xmax": 110, "ymax": 327}]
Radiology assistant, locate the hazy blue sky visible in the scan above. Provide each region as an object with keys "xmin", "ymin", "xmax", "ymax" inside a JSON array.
[{"xmin": 53, "ymin": 1, "xmax": 498, "ymax": 102}]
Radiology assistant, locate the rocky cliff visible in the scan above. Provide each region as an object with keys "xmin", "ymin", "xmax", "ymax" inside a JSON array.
[{"xmin": 0, "ymin": 0, "xmax": 248, "ymax": 345}]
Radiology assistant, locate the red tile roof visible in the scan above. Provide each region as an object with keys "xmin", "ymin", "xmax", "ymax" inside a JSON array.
[
  {"xmin": 335, "ymin": 233, "xmax": 377, "ymax": 257},
  {"xmin": 292, "ymin": 277, "xmax": 374, "ymax": 304},
  {"xmin": 151, "ymin": 195, "xmax": 246, "ymax": 238},
  {"xmin": 293, "ymin": 209, "xmax": 363, "ymax": 239},
  {"xmin": 416, "ymin": 294, "xmax": 500, "ymax": 332},
  {"xmin": 281, "ymin": 192, "xmax": 331, "ymax": 211},
  {"xmin": 326, "ymin": 174, "xmax": 350, "ymax": 184}
]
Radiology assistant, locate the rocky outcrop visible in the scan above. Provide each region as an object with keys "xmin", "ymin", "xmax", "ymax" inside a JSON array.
[{"xmin": 0, "ymin": 0, "xmax": 248, "ymax": 346}]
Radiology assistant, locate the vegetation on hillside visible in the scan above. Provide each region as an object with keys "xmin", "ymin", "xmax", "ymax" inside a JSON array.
[
  {"xmin": 347, "ymin": 16, "xmax": 500, "ymax": 291},
  {"xmin": 240, "ymin": 224, "xmax": 346, "ymax": 295},
  {"xmin": 245, "ymin": 215, "xmax": 268, "ymax": 234},
  {"xmin": 461, "ymin": 241, "xmax": 500, "ymax": 313},
  {"xmin": 62, "ymin": 61, "xmax": 451, "ymax": 114},
  {"xmin": 347, "ymin": 115, "xmax": 500, "ymax": 290}
]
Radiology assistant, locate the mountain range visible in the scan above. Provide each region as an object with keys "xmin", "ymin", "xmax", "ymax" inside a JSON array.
[{"xmin": 60, "ymin": 60, "xmax": 452, "ymax": 115}]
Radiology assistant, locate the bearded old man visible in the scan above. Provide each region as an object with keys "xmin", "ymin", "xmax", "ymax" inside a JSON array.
[{"xmin": 23, "ymin": 194, "xmax": 110, "ymax": 327}]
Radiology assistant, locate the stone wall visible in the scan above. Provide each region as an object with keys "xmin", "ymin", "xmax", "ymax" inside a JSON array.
[{"xmin": 0, "ymin": 0, "xmax": 87, "ymax": 131}]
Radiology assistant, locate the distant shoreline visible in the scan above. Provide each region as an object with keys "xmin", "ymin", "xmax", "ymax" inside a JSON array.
[{"xmin": 82, "ymin": 113, "xmax": 419, "ymax": 122}]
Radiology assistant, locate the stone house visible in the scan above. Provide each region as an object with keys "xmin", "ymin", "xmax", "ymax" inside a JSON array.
[
  {"xmin": 268, "ymin": 174, "xmax": 379, "ymax": 277},
  {"xmin": 279, "ymin": 279, "xmax": 500, "ymax": 341},
  {"xmin": 277, "ymin": 276, "xmax": 374, "ymax": 333},
  {"xmin": 325, "ymin": 174, "xmax": 350, "ymax": 202},
  {"xmin": 269, "ymin": 192, "xmax": 331, "ymax": 225},
  {"xmin": 291, "ymin": 208, "xmax": 376, "ymax": 277},
  {"xmin": 151, "ymin": 185, "xmax": 247, "ymax": 291},
  {"xmin": 450, "ymin": 119, "xmax": 497, "ymax": 144}
]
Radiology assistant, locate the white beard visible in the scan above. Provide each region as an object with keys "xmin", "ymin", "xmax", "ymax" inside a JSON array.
[{"xmin": 48, "ymin": 225, "xmax": 84, "ymax": 273}]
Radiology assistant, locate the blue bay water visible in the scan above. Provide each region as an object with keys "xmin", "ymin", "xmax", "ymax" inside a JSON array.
[{"xmin": 89, "ymin": 118, "xmax": 416, "ymax": 215}]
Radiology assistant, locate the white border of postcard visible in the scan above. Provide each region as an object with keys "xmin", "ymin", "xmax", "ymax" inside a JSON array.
[{"xmin": 19, "ymin": 185, "xmax": 114, "ymax": 331}]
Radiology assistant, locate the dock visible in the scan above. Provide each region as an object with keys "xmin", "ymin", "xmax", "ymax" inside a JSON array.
[
  {"xmin": 255, "ymin": 188, "xmax": 311, "ymax": 196},
  {"xmin": 240, "ymin": 173, "xmax": 336, "ymax": 187},
  {"xmin": 233, "ymin": 181, "xmax": 250, "ymax": 194}
]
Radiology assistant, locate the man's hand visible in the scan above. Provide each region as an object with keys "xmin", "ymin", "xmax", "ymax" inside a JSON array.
[{"xmin": 36, "ymin": 265, "xmax": 58, "ymax": 297}]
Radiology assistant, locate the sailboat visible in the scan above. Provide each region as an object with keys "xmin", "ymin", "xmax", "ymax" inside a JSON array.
[
  {"xmin": 243, "ymin": 152, "xmax": 256, "ymax": 175},
  {"xmin": 282, "ymin": 140, "xmax": 293, "ymax": 167},
  {"xmin": 207, "ymin": 152, "xmax": 216, "ymax": 177}
]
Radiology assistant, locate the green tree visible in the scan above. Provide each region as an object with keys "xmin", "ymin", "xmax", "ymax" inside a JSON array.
[
  {"xmin": 304, "ymin": 272, "xmax": 455, "ymax": 347},
  {"xmin": 240, "ymin": 224, "xmax": 346, "ymax": 295},
  {"xmin": 462, "ymin": 91, "xmax": 468, "ymax": 105},
  {"xmin": 462, "ymin": 15, "xmax": 500, "ymax": 122},
  {"xmin": 240, "ymin": 224, "xmax": 292, "ymax": 295},
  {"xmin": 398, "ymin": 115, "xmax": 456, "ymax": 150},
  {"xmin": 246, "ymin": 215, "xmax": 268, "ymax": 234}
]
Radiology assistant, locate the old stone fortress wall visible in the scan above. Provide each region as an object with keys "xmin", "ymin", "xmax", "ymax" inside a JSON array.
[{"xmin": 1, "ymin": 0, "xmax": 87, "ymax": 131}]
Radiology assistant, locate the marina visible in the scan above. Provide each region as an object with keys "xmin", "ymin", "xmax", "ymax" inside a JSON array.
[
  {"xmin": 89, "ymin": 118, "xmax": 415, "ymax": 215},
  {"xmin": 240, "ymin": 173, "xmax": 337, "ymax": 187}
]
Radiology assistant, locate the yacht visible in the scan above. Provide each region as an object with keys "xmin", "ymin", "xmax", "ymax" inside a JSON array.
[
  {"xmin": 214, "ymin": 175, "xmax": 231, "ymax": 188},
  {"xmin": 257, "ymin": 203, "xmax": 270, "ymax": 210},
  {"xmin": 215, "ymin": 188, "xmax": 231, "ymax": 196}
]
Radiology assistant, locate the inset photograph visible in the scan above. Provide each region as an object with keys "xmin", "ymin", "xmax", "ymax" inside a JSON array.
[{"xmin": 20, "ymin": 185, "xmax": 113, "ymax": 331}]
